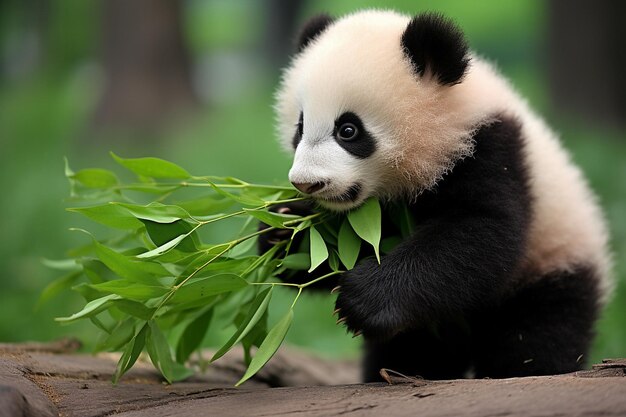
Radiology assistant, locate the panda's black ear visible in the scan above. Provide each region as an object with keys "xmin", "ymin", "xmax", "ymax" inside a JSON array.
[
  {"xmin": 297, "ymin": 13, "xmax": 334, "ymax": 52},
  {"xmin": 401, "ymin": 13, "xmax": 470, "ymax": 86}
]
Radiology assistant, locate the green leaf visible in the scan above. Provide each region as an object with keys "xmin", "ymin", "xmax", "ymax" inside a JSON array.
[
  {"xmin": 115, "ymin": 202, "xmax": 192, "ymax": 223},
  {"xmin": 228, "ymin": 235, "xmax": 258, "ymax": 258},
  {"xmin": 398, "ymin": 205, "xmax": 415, "ymax": 238},
  {"xmin": 236, "ymin": 309, "xmax": 293, "ymax": 386},
  {"xmin": 175, "ymin": 196, "xmax": 234, "ymax": 216},
  {"xmin": 211, "ymin": 287, "xmax": 273, "ymax": 362},
  {"xmin": 113, "ymin": 323, "xmax": 148, "ymax": 383},
  {"xmin": 308, "ymin": 226, "xmax": 328, "ymax": 272},
  {"xmin": 98, "ymin": 318, "xmax": 137, "ymax": 351},
  {"xmin": 281, "ymin": 253, "xmax": 310, "ymax": 270},
  {"xmin": 146, "ymin": 321, "xmax": 193, "ymax": 383},
  {"xmin": 348, "ymin": 198, "xmax": 382, "ymax": 263},
  {"xmin": 208, "ymin": 183, "xmax": 264, "ymax": 206},
  {"xmin": 175, "ymin": 307, "xmax": 214, "ymax": 363},
  {"xmin": 71, "ymin": 282, "xmax": 106, "ymax": 301},
  {"xmin": 389, "ymin": 203, "xmax": 415, "ymax": 238},
  {"xmin": 91, "ymin": 280, "xmax": 169, "ymax": 301},
  {"xmin": 172, "ymin": 245, "xmax": 232, "ymax": 284},
  {"xmin": 41, "ymin": 258, "xmax": 81, "ymax": 271},
  {"xmin": 295, "ymin": 219, "xmax": 312, "ymax": 232},
  {"xmin": 111, "ymin": 153, "xmax": 190, "ymax": 179},
  {"xmin": 136, "ymin": 233, "xmax": 190, "ymax": 259},
  {"xmin": 318, "ymin": 221, "xmax": 339, "ymax": 246},
  {"xmin": 37, "ymin": 270, "xmax": 82, "ymax": 309},
  {"xmin": 182, "ymin": 256, "xmax": 257, "ymax": 279},
  {"xmin": 243, "ymin": 209, "xmax": 299, "ymax": 228},
  {"xmin": 113, "ymin": 299, "xmax": 156, "ymax": 320},
  {"xmin": 56, "ymin": 294, "xmax": 121, "ymax": 322},
  {"xmin": 239, "ymin": 244, "xmax": 282, "ymax": 278},
  {"xmin": 68, "ymin": 204, "xmax": 144, "ymax": 229},
  {"xmin": 338, "ymin": 219, "xmax": 361, "ymax": 270},
  {"xmin": 170, "ymin": 273, "xmax": 248, "ymax": 304},
  {"xmin": 380, "ymin": 236, "xmax": 402, "ymax": 254},
  {"xmin": 92, "ymin": 239, "xmax": 171, "ymax": 282},
  {"xmin": 71, "ymin": 168, "xmax": 119, "ymax": 188},
  {"xmin": 143, "ymin": 220, "xmax": 199, "ymax": 253},
  {"xmin": 80, "ymin": 259, "xmax": 113, "ymax": 284},
  {"xmin": 241, "ymin": 309, "xmax": 269, "ymax": 366},
  {"xmin": 91, "ymin": 316, "xmax": 113, "ymax": 334},
  {"xmin": 328, "ymin": 249, "xmax": 340, "ymax": 272}
]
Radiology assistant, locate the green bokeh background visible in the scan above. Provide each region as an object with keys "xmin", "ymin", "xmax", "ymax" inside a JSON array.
[{"xmin": 0, "ymin": 0, "xmax": 624, "ymax": 365}]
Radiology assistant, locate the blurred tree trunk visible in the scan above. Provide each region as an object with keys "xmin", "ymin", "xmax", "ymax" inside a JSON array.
[
  {"xmin": 0, "ymin": 0, "xmax": 50, "ymax": 80},
  {"xmin": 264, "ymin": 0, "xmax": 305, "ymax": 71},
  {"xmin": 94, "ymin": 0, "xmax": 197, "ymax": 130},
  {"xmin": 548, "ymin": 0, "xmax": 626, "ymax": 129}
]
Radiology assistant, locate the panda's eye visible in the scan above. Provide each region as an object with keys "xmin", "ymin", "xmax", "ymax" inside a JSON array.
[
  {"xmin": 337, "ymin": 123, "xmax": 358, "ymax": 141},
  {"xmin": 296, "ymin": 112, "xmax": 303, "ymax": 136}
]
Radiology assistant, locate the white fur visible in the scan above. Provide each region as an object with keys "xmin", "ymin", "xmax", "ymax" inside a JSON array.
[{"xmin": 275, "ymin": 10, "xmax": 612, "ymax": 301}]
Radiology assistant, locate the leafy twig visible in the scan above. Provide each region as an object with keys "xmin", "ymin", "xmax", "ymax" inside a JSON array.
[{"xmin": 47, "ymin": 154, "xmax": 383, "ymax": 385}]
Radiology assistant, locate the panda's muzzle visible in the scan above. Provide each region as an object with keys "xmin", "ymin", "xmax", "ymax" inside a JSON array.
[
  {"xmin": 318, "ymin": 183, "xmax": 362, "ymax": 204},
  {"xmin": 291, "ymin": 181, "xmax": 326, "ymax": 195},
  {"xmin": 291, "ymin": 177, "xmax": 363, "ymax": 207}
]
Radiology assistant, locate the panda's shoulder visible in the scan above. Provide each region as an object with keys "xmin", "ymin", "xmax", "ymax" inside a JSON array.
[{"xmin": 410, "ymin": 114, "xmax": 531, "ymax": 216}]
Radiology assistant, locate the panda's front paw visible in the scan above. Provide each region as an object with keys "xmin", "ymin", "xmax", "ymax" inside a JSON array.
[
  {"xmin": 258, "ymin": 201, "xmax": 314, "ymax": 254},
  {"xmin": 334, "ymin": 258, "xmax": 409, "ymax": 340}
]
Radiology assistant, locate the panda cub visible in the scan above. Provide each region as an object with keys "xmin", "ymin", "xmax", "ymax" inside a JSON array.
[{"xmin": 267, "ymin": 10, "xmax": 612, "ymax": 381}]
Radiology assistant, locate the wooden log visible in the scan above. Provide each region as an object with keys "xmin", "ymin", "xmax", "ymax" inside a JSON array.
[{"xmin": 1, "ymin": 341, "xmax": 624, "ymax": 417}]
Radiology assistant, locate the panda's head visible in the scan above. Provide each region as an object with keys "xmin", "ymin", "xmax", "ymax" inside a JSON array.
[{"xmin": 276, "ymin": 10, "xmax": 477, "ymax": 211}]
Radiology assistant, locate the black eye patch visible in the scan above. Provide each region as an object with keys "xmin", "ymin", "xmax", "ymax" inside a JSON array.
[
  {"xmin": 292, "ymin": 112, "xmax": 303, "ymax": 150},
  {"xmin": 333, "ymin": 112, "xmax": 376, "ymax": 159}
]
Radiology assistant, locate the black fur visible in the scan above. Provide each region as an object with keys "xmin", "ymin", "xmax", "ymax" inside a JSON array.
[
  {"xmin": 292, "ymin": 111, "xmax": 303, "ymax": 149},
  {"xmin": 335, "ymin": 115, "xmax": 533, "ymax": 340},
  {"xmin": 297, "ymin": 14, "xmax": 334, "ymax": 52},
  {"xmin": 363, "ymin": 319, "xmax": 473, "ymax": 380},
  {"xmin": 333, "ymin": 112, "xmax": 377, "ymax": 158},
  {"xmin": 401, "ymin": 13, "xmax": 470, "ymax": 86},
  {"xmin": 264, "ymin": 114, "xmax": 601, "ymax": 380},
  {"xmin": 361, "ymin": 266, "xmax": 600, "ymax": 381},
  {"xmin": 471, "ymin": 266, "xmax": 600, "ymax": 378}
]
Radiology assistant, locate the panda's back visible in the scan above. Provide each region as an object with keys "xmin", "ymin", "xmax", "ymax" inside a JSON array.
[
  {"xmin": 517, "ymin": 107, "xmax": 612, "ymax": 303},
  {"xmin": 464, "ymin": 58, "xmax": 613, "ymax": 304}
]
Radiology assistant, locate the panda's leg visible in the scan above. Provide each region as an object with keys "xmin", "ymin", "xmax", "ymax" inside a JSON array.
[
  {"xmin": 472, "ymin": 266, "xmax": 601, "ymax": 378},
  {"xmin": 363, "ymin": 322, "xmax": 472, "ymax": 382}
]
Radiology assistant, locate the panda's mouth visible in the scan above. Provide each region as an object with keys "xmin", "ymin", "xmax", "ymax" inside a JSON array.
[{"xmin": 316, "ymin": 183, "xmax": 362, "ymax": 204}]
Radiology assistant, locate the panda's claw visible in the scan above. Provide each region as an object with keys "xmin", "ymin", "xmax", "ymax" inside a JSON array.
[
  {"xmin": 336, "ymin": 317, "xmax": 347, "ymax": 325},
  {"xmin": 331, "ymin": 285, "xmax": 341, "ymax": 294},
  {"xmin": 333, "ymin": 308, "xmax": 341, "ymax": 316},
  {"xmin": 352, "ymin": 330, "xmax": 362, "ymax": 338}
]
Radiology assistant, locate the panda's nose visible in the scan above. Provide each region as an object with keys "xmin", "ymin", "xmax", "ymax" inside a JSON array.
[{"xmin": 291, "ymin": 181, "xmax": 326, "ymax": 194}]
